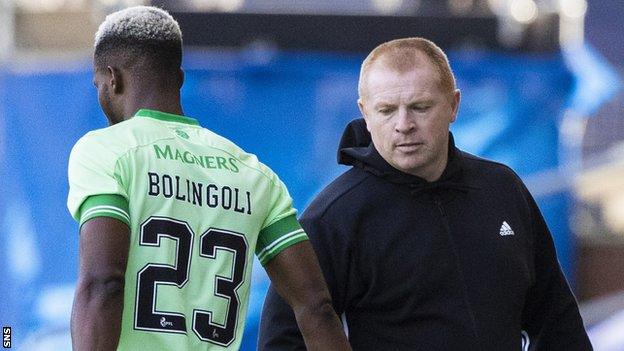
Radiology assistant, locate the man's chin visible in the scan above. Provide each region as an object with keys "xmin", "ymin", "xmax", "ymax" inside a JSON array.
[{"xmin": 393, "ymin": 160, "xmax": 426, "ymax": 175}]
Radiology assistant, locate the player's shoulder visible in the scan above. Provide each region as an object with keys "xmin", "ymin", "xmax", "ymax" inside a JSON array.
[
  {"xmin": 72, "ymin": 117, "xmax": 170, "ymax": 158},
  {"xmin": 71, "ymin": 122, "xmax": 127, "ymax": 160},
  {"xmin": 199, "ymin": 128, "xmax": 282, "ymax": 186}
]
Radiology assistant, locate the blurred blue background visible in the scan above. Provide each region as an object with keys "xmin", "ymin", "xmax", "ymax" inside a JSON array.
[{"xmin": 0, "ymin": 44, "xmax": 618, "ymax": 349}]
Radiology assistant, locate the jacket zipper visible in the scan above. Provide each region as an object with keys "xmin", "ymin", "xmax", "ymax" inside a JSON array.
[{"xmin": 434, "ymin": 195, "xmax": 481, "ymax": 348}]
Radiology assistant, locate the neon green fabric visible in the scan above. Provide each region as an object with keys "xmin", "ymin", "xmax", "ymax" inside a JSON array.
[{"xmin": 67, "ymin": 109, "xmax": 307, "ymax": 350}]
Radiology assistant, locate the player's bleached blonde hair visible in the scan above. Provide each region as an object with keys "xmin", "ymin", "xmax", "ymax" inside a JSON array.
[
  {"xmin": 358, "ymin": 37, "xmax": 456, "ymax": 100},
  {"xmin": 95, "ymin": 6, "xmax": 181, "ymax": 48},
  {"xmin": 94, "ymin": 6, "xmax": 182, "ymax": 72}
]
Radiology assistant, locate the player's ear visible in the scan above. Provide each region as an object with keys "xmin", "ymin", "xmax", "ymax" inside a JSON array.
[
  {"xmin": 107, "ymin": 66, "xmax": 124, "ymax": 94},
  {"xmin": 177, "ymin": 68, "xmax": 185, "ymax": 89}
]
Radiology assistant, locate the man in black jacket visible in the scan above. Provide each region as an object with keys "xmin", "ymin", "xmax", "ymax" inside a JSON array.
[{"xmin": 258, "ymin": 37, "xmax": 592, "ymax": 350}]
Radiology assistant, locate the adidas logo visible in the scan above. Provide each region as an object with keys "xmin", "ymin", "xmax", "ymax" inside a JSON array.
[{"xmin": 500, "ymin": 221, "xmax": 515, "ymax": 236}]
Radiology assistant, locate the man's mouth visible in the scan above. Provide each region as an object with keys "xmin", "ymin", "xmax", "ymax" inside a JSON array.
[{"xmin": 395, "ymin": 142, "xmax": 423, "ymax": 151}]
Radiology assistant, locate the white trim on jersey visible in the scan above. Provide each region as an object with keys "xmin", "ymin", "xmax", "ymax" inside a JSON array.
[
  {"xmin": 257, "ymin": 229, "xmax": 306, "ymax": 261},
  {"xmin": 82, "ymin": 205, "xmax": 130, "ymax": 223}
]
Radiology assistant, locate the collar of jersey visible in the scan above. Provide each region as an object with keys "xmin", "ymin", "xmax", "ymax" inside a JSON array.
[{"xmin": 134, "ymin": 109, "xmax": 200, "ymax": 126}]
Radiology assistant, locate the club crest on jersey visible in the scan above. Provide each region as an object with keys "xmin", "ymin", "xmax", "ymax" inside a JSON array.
[{"xmin": 175, "ymin": 129, "xmax": 189, "ymax": 139}]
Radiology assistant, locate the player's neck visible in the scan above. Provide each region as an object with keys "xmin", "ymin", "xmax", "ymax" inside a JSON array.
[{"xmin": 124, "ymin": 90, "xmax": 184, "ymax": 119}]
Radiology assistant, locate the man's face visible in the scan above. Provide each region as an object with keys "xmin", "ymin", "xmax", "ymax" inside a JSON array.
[
  {"xmin": 93, "ymin": 66, "xmax": 123, "ymax": 125},
  {"xmin": 359, "ymin": 57, "xmax": 460, "ymax": 181}
]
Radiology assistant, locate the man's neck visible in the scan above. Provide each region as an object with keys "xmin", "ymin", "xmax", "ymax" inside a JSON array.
[{"xmin": 123, "ymin": 90, "xmax": 183, "ymax": 120}]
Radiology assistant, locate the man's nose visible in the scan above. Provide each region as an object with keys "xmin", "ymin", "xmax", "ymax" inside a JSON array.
[{"xmin": 395, "ymin": 108, "xmax": 415, "ymax": 133}]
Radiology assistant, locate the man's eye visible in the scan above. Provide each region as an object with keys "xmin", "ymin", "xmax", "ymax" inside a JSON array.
[
  {"xmin": 378, "ymin": 109, "xmax": 393, "ymax": 115},
  {"xmin": 412, "ymin": 105, "xmax": 430, "ymax": 112}
]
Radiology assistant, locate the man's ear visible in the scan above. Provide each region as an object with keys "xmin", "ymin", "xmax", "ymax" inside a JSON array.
[
  {"xmin": 107, "ymin": 66, "xmax": 124, "ymax": 94},
  {"xmin": 357, "ymin": 99, "xmax": 372, "ymax": 132},
  {"xmin": 449, "ymin": 89, "xmax": 461, "ymax": 123}
]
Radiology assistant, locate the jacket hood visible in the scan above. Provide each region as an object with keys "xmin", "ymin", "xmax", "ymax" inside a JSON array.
[{"xmin": 337, "ymin": 118, "xmax": 465, "ymax": 189}]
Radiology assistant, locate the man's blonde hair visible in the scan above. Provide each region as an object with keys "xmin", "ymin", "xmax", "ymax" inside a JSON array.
[{"xmin": 358, "ymin": 37, "xmax": 456, "ymax": 99}]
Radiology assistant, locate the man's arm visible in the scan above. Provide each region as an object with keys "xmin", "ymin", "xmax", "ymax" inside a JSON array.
[
  {"xmin": 264, "ymin": 240, "xmax": 351, "ymax": 351},
  {"xmin": 521, "ymin": 193, "xmax": 592, "ymax": 350},
  {"xmin": 260, "ymin": 285, "xmax": 305, "ymax": 350},
  {"xmin": 72, "ymin": 217, "xmax": 130, "ymax": 351}
]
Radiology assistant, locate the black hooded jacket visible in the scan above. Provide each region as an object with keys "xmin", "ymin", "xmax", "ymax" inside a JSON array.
[{"xmin": 259, "ymin": 119, "xmax": 591, "ymax": 351}]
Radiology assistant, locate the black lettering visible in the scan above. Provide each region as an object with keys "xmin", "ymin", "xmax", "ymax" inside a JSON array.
[
  {"xmin": 207, "ymin": 184, "xmax": 218, "ymax": 207},
  {"xmin": 234, "ymin": 188, "xmax": 245, "ymax": 213},
  {"xmin": 192, "ymin": 182, "xmax": 203, "ymax": 206},
  {"xmin": 162, "ymin": 175, "xmax": 174, "ymax": 198},
  {"xmin": 221, "ymin": 186, "xmax": 232, "ymax": 210},
  {"xmin": 148, "ymin": 172, "xmax": 160, "ymax": 196},
  {"xmin": 175, "ymin": 176, "xmax": 186, "ymax": 201},
  {"xmin": 186, "ymin": 179, "xmax": 191, "ymax": 203},
  {"xmin": 246, "ymin": 191, "xmax": 252, "ymax": 215}
]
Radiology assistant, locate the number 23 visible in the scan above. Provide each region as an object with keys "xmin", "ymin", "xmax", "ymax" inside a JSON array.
[{"xmin": 134, "ymin": 217, "xmax": 248, "ymax": 347}]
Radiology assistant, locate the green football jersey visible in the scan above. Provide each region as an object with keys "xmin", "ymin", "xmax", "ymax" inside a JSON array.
[{"xmin": 67, "ymin": 109, "xmax": 308, "ymax": 350}]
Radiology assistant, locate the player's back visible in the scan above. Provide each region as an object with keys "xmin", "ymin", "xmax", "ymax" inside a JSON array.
[{"xmin": 68, "ymin": 109, "xmax": 307, "ymax": 350}]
